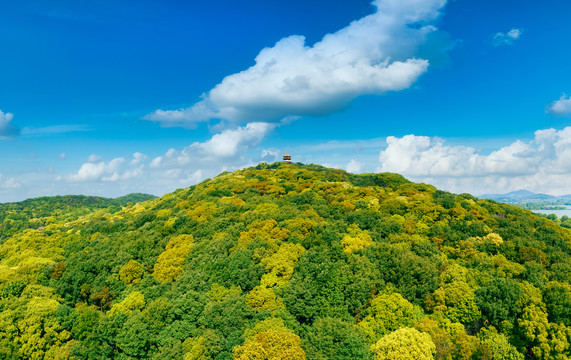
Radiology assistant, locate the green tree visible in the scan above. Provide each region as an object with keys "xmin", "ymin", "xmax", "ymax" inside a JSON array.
[
  {"xmin": 475, "ymin": 278, "xmax": 521, "ymax": 329},
  {"xmin": 304, "ymin": 317, "xmax": 372, "ymax": 360},
  {"xmin": 280, "ymin": 246, "xmax": 354, "ymax": 324},
  {"xmin": 543, "ymin": 281, "xmax": 571, "ymax": 326},
  {"xmin": 115, "ymin": 313, "xmax": 152, "ymax": 358}
]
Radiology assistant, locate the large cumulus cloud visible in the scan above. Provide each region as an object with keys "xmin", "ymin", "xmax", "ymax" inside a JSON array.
[
  {"xmin": 378, "ymin": 127, "xmax": 571, "ymax": 195},
  {"xmin": 145, "ymin": 0, "xmax": 447, "ymax": 126}
]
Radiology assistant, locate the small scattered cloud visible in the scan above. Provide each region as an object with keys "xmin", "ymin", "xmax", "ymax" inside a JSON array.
[
  {"xmin": 150, "ymin": 122, "xmax": 275, "ymax": 170},
  {"xmin": 200, "ymin": 122, "xmax": 275, "ymax": 158},
  {"xmin": 145, "ymin": 0, "xmax": 448, "ymax": 126},
  {"xmin": 0, "ymin": 173, "xmax": 22, "ymax": 190},
  {"xmin": 261, "ymin": 148, "xmax": 281, "ymax": 163},
  {"xmin": 59, "ymin": 153, "xmax": 67, "ymax": 160},
  {"xmin": 4, "ymin": 178, "xmax": 22, "ymax": 189},
  {"xmin": 21, "ymin": 124, "xmax": 91, "ymax": 136},
  {"xmin": 0, "ymin": 110, "xmax": 20, "ymax": 139},
  {"xmin": 68, "ymin": 155, "xmax": 143, "ymax": 182},
  {"xmin": 0, "ymin": 112, "xmax": 91, "ymax": 140},
  {"xmin": 87, "ymin": 154, "xmax": 102, "ymax": 163},
  {"xmin": 66, "ymin": 122, "xmax": 276, "ymax": 189},
  {"xmin": 492, "ymin": 28, "xmax": 523, "ymax": 46},
  {"xmin": 346, "ymin": 159, "xmax": 365, "ymax": 173},
  {"xmin": 547, "ymin": 94, "xmax": 571, "ymax": 116},
  {"xmin": 131, "ymin": 152, "xmax": 148, "ymax": 165}
]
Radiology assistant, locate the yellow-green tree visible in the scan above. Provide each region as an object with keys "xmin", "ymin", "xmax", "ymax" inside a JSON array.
[
  {"xmin": 232, "ymin": 329, "xmax": 306, "ymax": 360},
  {"xmin": 371, "ymin": 327, "xmax": 436, "ymax": 360},
  {"xmin": 478, "ymin": 327, "xmax": 524, "ymax": 360},
  {"xmin": 108, "ymin": 291, "xmax": 146, "ymax": 316},
  {"xmin": 359, "ymin": 291, "xmax": 422, "ymax": 342},
  {"xmin": 153, "ymin": 234, "xmax": 193, "ymax": 282},
  {"xmin": 234, "ymin": 219, "xmax": 290, "ymax": 252},
  {"xmin": 231, "ymin": 318, "xmax": 306, "ymax": 360},
  {"xmin": 518, "ymin": 303, "xmax": 571, "ymax": 359},
  {"xmin": 245, "ymin": 286, "xmax": 284, "ymax": 311},
  {"xmin": 428, "ymin": 281, "xmax": 481, "ymax": 324},
  {"xmin": 119, "ymin": 259, "xmax": 144, "ymax": 285},
  {"xmin": 183, "ymin": 330, "xmax": 222, "ymax": 360},
  {"xmin": 13, "ymin": 294, "xmax": 71, "ymax": 360},
  {"xmin": 414, "ymin": 316, "xmax": 480, "ymax": 360},
  {"xmin": 260, "ymin": 243, "xmax": 305, "ymax": 288},
  {"xmin": 340, "ymin": 224, "xmax": 373, "ymax": 254}
]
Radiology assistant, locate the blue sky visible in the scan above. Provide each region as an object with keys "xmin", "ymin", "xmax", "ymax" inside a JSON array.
[{"xmin": 1, "ymin": 0, "xmax": 571, "ymax": 202}]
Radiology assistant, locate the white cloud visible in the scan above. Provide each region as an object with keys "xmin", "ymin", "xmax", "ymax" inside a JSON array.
[
  {"xmin": 547, "ymin": 94, "xmax": 571, "ymax": 116},
  {"xmin": 59, "ymin": 153, "xmax": 67, "ymax": 160},
  {"xmin": 64, "ymin": 122, "xmax": 275, "ymax": 197},
  {"xmin": 347, "ymin": 159, "xmax": 365, "ymax": 173},
  {"xmin": 145, "ymin": 0, "xmax": 447, "ymax": 126},
  {"xmin": 378, "ymin": 127, "xmax": 571, "ymax": 195},
  {"xmin": 68, "ymin": 156, "xmax": 141, "ymax": 182},
  {"xmin": 10, "ymin": 124, "xmax": 571, "ymax": 202},
  {"xmin": 261, "ymin": 148, "xmax": 281, "ymax": 163},
  {"xmin": 0, "ymin": 175, "xmax": 22, "ymax": 189},
  {"xmin": 131, "ymin": 152, "xmax": 148, "ymax": 165},
  {"xmin": 492, "ymin": 28, "xmax": 523, "ymax": 46},
  {"xmin": 150, "ymin": 122, "xmax": 275, "ymax": 170},
  {"xmin": 507, "ymin": 28, "xmax": 522, "ymax": 39},
  {"xmin": 0, "ymin": 110, "xmax": 20, "ymax": 139},
  {"xmin": 87, "ymin": 154, "xmax": 102, "ymax": 163},
  {"xmin": 69, "ymin": 161, "xmax": 106, "ymax": 182},
  {"xmin": 200, "ymin": 122, "xmax": 275, "ymax": 158},
  {"xmin": 21, "ymin": 124, "xmax": 91, "ymax": 136},
  {"xmin": 5, "ymin": 178, "xmax": 22, "ymax": 189},
  {"xmin": 379, "ymin": 135, "xmax": 540, "ymax": 177}
]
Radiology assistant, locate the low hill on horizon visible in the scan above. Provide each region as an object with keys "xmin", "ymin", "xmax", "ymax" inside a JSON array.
[
  {"xmin": 1, "ymin": 163, "xmax": 570, "ymax": 359},
  {"xmin": 480, "ymin": 189, "xmax": 571, "ymax": 203},
  {"xmin": 0, "ymin": 193, "xmax": 157, "ymax": 239}
]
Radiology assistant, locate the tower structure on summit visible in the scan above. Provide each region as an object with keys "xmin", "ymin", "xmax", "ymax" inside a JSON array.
[{"xmin": 283, "ymin": 154, "xmax": 292, "ymax": 163}]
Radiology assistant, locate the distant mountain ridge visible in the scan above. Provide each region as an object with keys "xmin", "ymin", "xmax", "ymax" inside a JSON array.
[{"xmin": 479, "ymin": 189, "xmax": 571, "ymax": 202}]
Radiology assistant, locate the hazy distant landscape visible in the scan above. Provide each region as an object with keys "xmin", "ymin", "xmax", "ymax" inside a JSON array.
[{"xmin": 480, "ymin": 190, "xmax": 571, "ymax": 224}]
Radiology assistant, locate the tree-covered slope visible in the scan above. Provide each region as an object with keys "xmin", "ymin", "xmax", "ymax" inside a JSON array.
[
  {"xmin": 0, "ymin": 193, "xmax": 157, "ymax": 239},
  {"xmin": 1, "ymin": 163, "xmax": 570, "ymax": 359}
]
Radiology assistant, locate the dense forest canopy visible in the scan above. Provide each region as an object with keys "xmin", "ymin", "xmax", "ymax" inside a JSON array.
[
  {"xmin": 0, "ymin": 193, "xmax": 156, "ymax": 239},
  {"xmin": 1, "ymin": 163, "xmax": 570, "ymax": 359}
]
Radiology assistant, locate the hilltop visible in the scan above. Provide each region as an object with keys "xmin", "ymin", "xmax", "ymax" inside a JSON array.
[{"xmin": 0, "ymin": 163, "xmax": 570, "ymax": 359}]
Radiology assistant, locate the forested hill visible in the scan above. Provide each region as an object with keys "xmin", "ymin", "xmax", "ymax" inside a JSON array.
[
  {"xmin": 1, "ymin": 163, "xmax": 570, "ymax": 359},
  {"xmin": 0, "ymin": 193, "xmax": 156, "ymax": 238}
]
